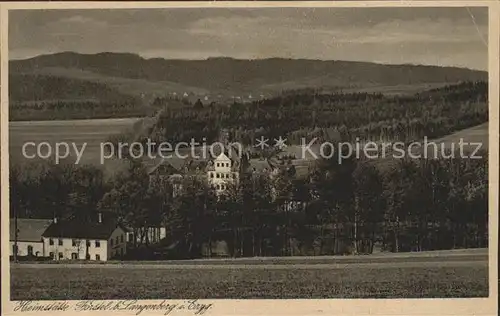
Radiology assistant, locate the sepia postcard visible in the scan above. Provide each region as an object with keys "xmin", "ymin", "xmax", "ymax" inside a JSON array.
[{"xmin": 1, "ymin": 1, "xmax": 499, "ymax": 316}]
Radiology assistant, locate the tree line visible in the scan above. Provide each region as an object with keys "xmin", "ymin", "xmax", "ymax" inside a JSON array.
[
  {"xmin": 10, "ymin": 148, "xmax": 488, "ymax": 258},
  {"xmin": 118, "ymin": 81, "xmax": 487, "ymax": 157},
  {"xmin": 9, "ymin": 100, "xmax": 151, "ymax": 121}
]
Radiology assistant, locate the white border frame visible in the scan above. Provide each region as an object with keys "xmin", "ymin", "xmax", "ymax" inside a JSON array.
[{"xmin": 1, "ymin": 2, "xmax": 498, "ymax": 316}]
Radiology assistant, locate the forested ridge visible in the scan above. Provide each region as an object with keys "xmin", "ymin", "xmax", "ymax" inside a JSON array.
[
  {"xmin": 9, "ymin": 53, "xmax": 486, "ymax": 121},
  {"xmin": 132, "ymin": 81, "xmax": 487, "ymax": 150},
  {"xmin": 10, "ymin": 53, "xmax": 487, "ymax": 91},
  {"xmin": 9, "ymin": 74, "xmax": 150, "ymax": 121}
]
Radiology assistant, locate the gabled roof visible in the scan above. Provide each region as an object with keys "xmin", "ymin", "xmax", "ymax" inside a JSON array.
[
  {"xmin": 216, "ymin": 152, "xmax": 231, "ymax": 161},
  {"xmin": 184, "ymin": 159, "xmax": 209, "ymax": 172},
  {"xmin": 42, "ymin": 212, "xmax": 126, "ymax": 240},
  {"xmin": 246, "ymin": 159, "xmax": 273, "ymax": 173},
  {"xmin": 9, "ymin": 218, "xmax": 52, "ymax": 242},
  {"xmin": 148, "ymin": 158, "xmax": 181, "ymax": 175}
]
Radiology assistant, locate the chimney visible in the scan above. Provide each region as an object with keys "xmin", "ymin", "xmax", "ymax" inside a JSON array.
[{"xmin": 98, "ymin": 212, "xmax": 102, "ymax": 223}]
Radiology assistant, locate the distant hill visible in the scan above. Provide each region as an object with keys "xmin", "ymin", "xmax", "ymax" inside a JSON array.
[
  {"xmin": 10, "ymin": 73, "xmax": 137, "ymax": 103},
  {"xmin": 10, "ymin": 52, "xmax": 488, "ymax": 103}
]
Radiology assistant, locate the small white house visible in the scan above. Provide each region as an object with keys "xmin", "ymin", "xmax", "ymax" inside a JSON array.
[
  {"xmin": 42, "ymin": 212, "xmax": 128, "ymax": 261},
  {"xmin": 10, "ymin": 218, "xmax": 52, "ymax": 257}
]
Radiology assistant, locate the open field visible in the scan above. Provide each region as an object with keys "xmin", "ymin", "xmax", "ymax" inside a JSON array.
[
  {"xmin": 31, "ymin": 67, "xmax": 209, "ymax": 95},
  {"xmin": 15, "ymin": 247, "xmax": 489, "ymax": 266},
  {"xmin": 9, "ymin": 118, "xmax": 141, "ymax": 176},
  {"xmin": 10, "ymin": 249, "xmax": 488, "ymax": 299},
  {"xmin": 432, "ymin": 122, "xmax": 489, "ymax": 150}
]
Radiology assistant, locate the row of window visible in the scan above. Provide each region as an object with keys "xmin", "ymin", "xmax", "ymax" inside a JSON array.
[
  {"xmin": 49, "ymin": 238, "xmax": 101, "ymax": 247},
  {"xmin": 49, "ymin": 247, "xmax": 125, "ymax": 261},
  {"xmin": 209, "ymin": 172, "xmax": 235, "ymax": 179},
  {"xmin": 215, "ymin": 184, "xmax": 228, "ymax": 190},
  {"xmin": 11, "ymin": 245, "xmax": 39, "ymax": 256},
  {"xmin": 216, "ymin": 162, "xmax": 230, "ymax": 167},
  {"xmin": 48, "ymin": 235, "xmax": 125, "ymax": 247},
  {"xmin": 50, "ymin": 252, "xmax": 101, "ymax": 261}
]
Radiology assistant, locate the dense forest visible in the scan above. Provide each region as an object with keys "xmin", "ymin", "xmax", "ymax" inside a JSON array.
[
  {"xmin": 116, "ymin": 81, "xmax": 488, "ymax": 156},
  {"xmin": 9, "ymin": 74, "xmax": 135, "ymax": 102},
  {"xmin": 10, "ymin": 147, "xmax": 488, "ymax": 258},
  {"xmin": 9, "ymin": 74, "xmax": 151, "ymax": 120}
]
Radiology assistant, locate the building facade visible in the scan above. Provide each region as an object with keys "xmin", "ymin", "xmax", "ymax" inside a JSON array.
[
  {"xmin": 207, "ymin": 152, "xmax": 240, "ymax": 195},
  {"xmin": 9, "ymin": 218, "xmax": 52, "ymax": 257},
  {"xmin": 41, "ymin": 212, "xmax": 128, "ymax": 261}
]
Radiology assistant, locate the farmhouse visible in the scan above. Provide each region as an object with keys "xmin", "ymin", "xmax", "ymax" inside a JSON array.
[
  {"xmin": 10, "ymin": 218, "xmax": 52, "ymax": 257},
  {"xmin": 41, "ymin": 212, "xmax": 128, "ymax": 261}
]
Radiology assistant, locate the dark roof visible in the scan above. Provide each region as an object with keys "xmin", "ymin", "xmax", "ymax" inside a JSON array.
[
  {"xmin": 279, "ymin": 145, "xmax": 321, "ymax": 161},
  {"xmin": 148, "ymin": 158, "xmax": 181, "ymax": 175},
  {"xmin": 246, "ymin": 159, "xmax": 273, "ymax": 173},
  {"xmin": 10, "ymin": 218, "xmax": 52, "ymax": 242},
  {"xmin": 182, "ymin": 159, "xmax": 209, "ymax": 174},
  {"xmin": 42, "ymin": 212, "xmax": 125, "ymax": 240}
]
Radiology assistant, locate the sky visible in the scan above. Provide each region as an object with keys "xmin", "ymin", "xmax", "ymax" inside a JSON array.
[{"xmin": 9, "ymin": 7, "xmax": 489, "ymax": 70}]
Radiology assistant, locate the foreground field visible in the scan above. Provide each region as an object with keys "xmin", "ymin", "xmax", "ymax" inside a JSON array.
[{"xmin": 10, "ymin": 250, "xmax": 488, "ymax": 299}]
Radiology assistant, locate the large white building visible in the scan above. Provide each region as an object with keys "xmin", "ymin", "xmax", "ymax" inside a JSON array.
[
  {"xmin": 207, "ymin": 152, "xmax": 239, "ymax": 195},
  {"xmin": 41, "ymin": 212, "xmax": 128, "ymax": 261}
]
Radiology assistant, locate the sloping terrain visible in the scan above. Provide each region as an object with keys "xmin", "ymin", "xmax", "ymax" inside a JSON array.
[{"xmin": 9, "ymin": 52, "xmax": 487, "ymax": 103}]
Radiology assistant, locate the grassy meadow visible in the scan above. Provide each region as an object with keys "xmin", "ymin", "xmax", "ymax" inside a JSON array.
[
  {"xmin": 10, "ymin": 262, "xmax": 488, "ymax": 300},
  {"xmin": 10, "ymin": 250, "xmax": 489, "ymax": 300},
  {"xmin": 8, "ymin": 118, "xmax": 141, "ymax": 177}
]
